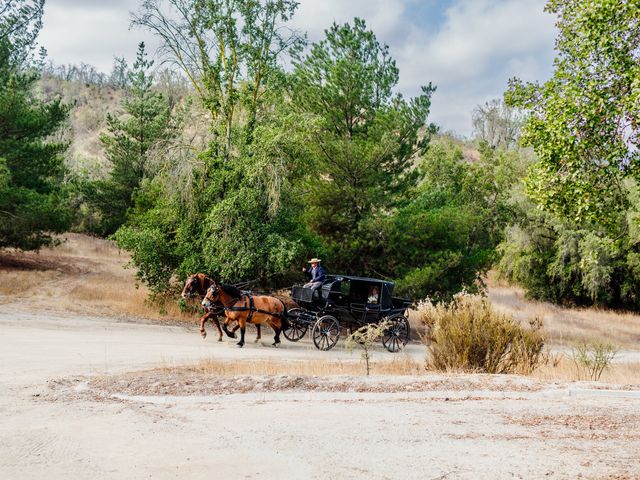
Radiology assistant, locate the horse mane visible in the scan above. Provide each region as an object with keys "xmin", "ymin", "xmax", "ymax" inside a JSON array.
[{"xmin": 220, "ymin": 284, "xmax": 244, "ymax": 300}]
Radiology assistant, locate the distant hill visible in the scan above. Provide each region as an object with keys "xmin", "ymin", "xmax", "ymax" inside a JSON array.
[{"xmin": 37, "ymin": 75, "xmax": 124, "ymax": 178}]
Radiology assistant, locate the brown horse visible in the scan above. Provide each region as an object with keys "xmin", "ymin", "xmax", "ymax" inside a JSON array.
[
  {"xmin": 181, "ymin": 274, "xmax": 261, "ymax": 342},
  {"xmin": 202, "ymin": 283, "xmax": 289, "ymax": 347}
]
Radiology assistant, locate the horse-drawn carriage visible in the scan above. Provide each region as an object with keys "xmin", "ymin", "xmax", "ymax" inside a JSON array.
[{"xmin": 283, "ymin": 275, "xmax": 412, "ymax": 352}]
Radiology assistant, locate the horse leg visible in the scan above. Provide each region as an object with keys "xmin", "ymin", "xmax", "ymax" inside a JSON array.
[
  {"xmin": 212, "ymin": 315, "xmax": 224, "ymax": 342},
  {"xmin": 230, "ymin": 323, "xmax": 240, "ymax": 338},
  {"xmin": 222, "ymin": 318, "xmax": 236, "ymax": 339},
  {"xmin": 237, "ymin": 318, "xmax": 246, "ymax": 348},
  {"xmin": 199, "ymin": 313, "xmax": 208, "ymax": 339},
  {"xmin": 254, "ymin": 323, "xmax": 261, "ymax": 343},
  {"xmin": 272, "ymin": 319, "xmax": 282, "ymax": 347}
]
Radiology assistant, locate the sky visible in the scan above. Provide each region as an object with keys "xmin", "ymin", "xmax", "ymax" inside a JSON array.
[{"xmin": 38, "ymin": 0, "xmax": 557, "ymax": 136}]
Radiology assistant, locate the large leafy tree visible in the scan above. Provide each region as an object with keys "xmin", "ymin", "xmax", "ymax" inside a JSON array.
[
  {"xmin": 499, "ymin": 0, "xmax": 640, "ymax": 309},
  {"xmin": 370, "ymin": 137, "xmax": 524, "ymax": 300},
  {"xmin": 117, "ymin": 0, "xmax": 312, "ymax": 292},
  {"xmin": 0, "ymin": 0, "xmax": 71, "ymax": 250},
  {"xmin": 506, "ymin": 0, "xmax": 640, "ymax": 229},
  {"xmin": 290, "ymin": 18, "xmax": 437, "ymax": 272},
  {"xmin": 133, "ymin": 0, "xmax": 301, "ymax": 160}
]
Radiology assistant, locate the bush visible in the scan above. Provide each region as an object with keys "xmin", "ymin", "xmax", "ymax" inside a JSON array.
[
  {"xmin": 345, "ymin": 320, "xmax": 391, "ymax": 376},
  {"xmin": 571, "ymin": 340, "xmax": 618, "ymax": 381},
  {"xmin": 418, "ymin": 293, "xmax": 545, "ymax": 374}
]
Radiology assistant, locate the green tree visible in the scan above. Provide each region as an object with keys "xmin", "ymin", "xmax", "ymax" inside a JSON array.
[
  {"xmin": 498, "ymin": 0, "xmax": 640, "ymax": 309},
  {"xmin": 88, "ymin": 42, "xmax": 176, "ymax": 236},
  {"xmin": 118, "ymin": 0, "xmax": 313, "ymax": 293},
  {"xmin": 290, "ymin": 18, "xmax": 436, "ymax": 272},
  {"xmin": 369, "ymin": 137, "xmax": 523, "ymax": 300},
  {"xmin": 497, "ymin": 180, "xmax": 640, "ymax": 309},
  {"xmin": 0, "ymin": 0, "xmax": 71, "ymax": 250},
  {"xmin": 506, "ymin": 0, "xmax": 640, "ymax": 229},
  {"xmin": 133, "ymin": 0, "xmax": 301, "ymax": 161}
]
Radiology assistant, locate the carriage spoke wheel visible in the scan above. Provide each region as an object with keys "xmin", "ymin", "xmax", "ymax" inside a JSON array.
[
  {"xmin": 382, "ymin": 315, "xmax": 410, "ymax": 353},
  {"xmin": 283, "ymin": 308, "xmax": 308, "ymax": 342},
  {"xmin": 311, "ymin": 315, "xmax": 340, "ymax": 351}
]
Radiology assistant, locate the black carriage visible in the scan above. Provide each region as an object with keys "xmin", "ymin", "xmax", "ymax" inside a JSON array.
[{"xmin": 283, "ymin": 275, "xmax": 412, "ymax": 352}]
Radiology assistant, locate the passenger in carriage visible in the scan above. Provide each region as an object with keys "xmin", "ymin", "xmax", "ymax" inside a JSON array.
[
  {"xmin": 302, "ymin": 257, "xmax": 326, "ymax": 290},
  {"xmin": 367, "ymin": 286, "xmax": 380, "ymax": 305}
]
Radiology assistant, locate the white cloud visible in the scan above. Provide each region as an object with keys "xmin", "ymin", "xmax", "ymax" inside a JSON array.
[
  {"xmin": 39, "ymin": 2, "xmax": 158, "ymax": 72},
  {"xmin": 393, "ymin": 0, "xmax": 555, "ymax": 135},
  {"xmin": 292, "ymin": 0, "xmax": 406, "ymax": 42}
]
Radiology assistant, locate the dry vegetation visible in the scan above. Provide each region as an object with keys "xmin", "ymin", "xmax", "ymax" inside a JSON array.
[
  {"xmin": 487, "ymin": 272, "xmax": 640, "ymax": 348},
  {"xmin": 0, "ymin": 233, "xmax": 192, "ymax": 321},
  {"xmin": 533, "ymin": 355, "xmax": 640, "ymax": 385},
  {"xmin": 418, "ymin": 294, "xmax": 545, "ymax": 374},
  {"xmin": 81, "ymin": 357, "xmax": 640, "ymax": 399},
  {"xmin": 172, "ymin": 357, "xmax": 640, "ymax": 384}
]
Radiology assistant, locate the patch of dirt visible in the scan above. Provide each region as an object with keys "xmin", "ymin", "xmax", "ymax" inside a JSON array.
[
  {"xmin": 81, "ymin": 370, "xmax": 547, "ymax": 397},
  {"xmin": 505, "ymin": 413, "xmax": 640, "ymax": 441},
  {"xmin": 0, "ymin": 248, "xmax": 101, "ymax": 275}
]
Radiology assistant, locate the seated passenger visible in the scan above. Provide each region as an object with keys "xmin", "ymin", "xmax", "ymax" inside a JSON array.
[
  {"xmin": 367, "ymin": 286, "xmax": 380, "ymax": 305},
  {"xmin": 302, "ymin": 258, "xmax": 326, "ymax": 290}
]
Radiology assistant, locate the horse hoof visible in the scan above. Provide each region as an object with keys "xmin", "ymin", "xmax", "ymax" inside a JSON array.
[
  {"xmin": 236, "ymin": 343, "xmax": 244, "ymax": 348},
  {"xmin": 272, "ymin": 341, "xmax": 280, "ymax": 347},
  {"xmin": 201, "ymin": 332, "xmax": 207, "ymax": 339},
  {"xmin": 217, "ymin": 337, "xmax": 223, "ymax": 342}
]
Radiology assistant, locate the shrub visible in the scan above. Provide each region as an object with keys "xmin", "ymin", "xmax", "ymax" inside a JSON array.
[
  {"xmin": 418, "ymin": 293, "xmax": 545, "ymax": 374},
  {"xmin": 571, "ymin": 340, "xmax": 618, "ymax": 381},
  {"xmin": 345, "ymin": 320, "xmax": 391, "ymax": 376}
]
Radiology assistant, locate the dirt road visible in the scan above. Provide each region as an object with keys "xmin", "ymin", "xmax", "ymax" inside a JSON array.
[{"xmin": 1, "ymin": 304, "xmax": 640, "ymax": 479}]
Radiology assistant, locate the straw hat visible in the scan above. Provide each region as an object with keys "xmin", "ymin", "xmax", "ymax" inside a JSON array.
[{"xmin": 307, "ymin": 258, "xmax": 321, "ymax": 263}]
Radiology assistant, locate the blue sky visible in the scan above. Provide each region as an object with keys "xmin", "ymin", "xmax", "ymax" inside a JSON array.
[{"xmin": 38, "ymin": 0, "xmax": 557, "ymax": 136}]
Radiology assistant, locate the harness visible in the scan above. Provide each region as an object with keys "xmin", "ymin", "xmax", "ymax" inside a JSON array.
[{"xmin": 224, "ymin": 292, "xmax": 284, "ymax": 323}]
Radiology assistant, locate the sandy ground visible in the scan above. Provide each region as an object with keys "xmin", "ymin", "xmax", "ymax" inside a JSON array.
[
  {"xmin": 2, "ymin": 235, "xmax": 640, "ymax": 479},
  {"xmin": 1, "ymin": 303, "xmax": 640, "ymax": 480}
]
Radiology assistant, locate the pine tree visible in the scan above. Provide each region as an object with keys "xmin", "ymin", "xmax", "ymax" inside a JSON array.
[
  {"xmin": 0, "ymin": 0, "xmax": 71, "ymax": 250},
  {"xmin": 90, "ymin": 42, "xmax": 175, "ymax": 236}
]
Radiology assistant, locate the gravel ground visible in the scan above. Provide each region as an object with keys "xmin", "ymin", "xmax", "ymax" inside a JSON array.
[{"xmin": 1, "ymin": 305, "xmax": 640, "ymax": 479}]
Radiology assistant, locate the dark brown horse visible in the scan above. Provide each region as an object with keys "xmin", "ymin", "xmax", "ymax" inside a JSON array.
[
  {"xmin": 181, "ymin": 274, "xmax": 261, "ymax": 342},
  {"xmin": 202, "ymin": 283, "xmax": 289, "ymax": 347}
]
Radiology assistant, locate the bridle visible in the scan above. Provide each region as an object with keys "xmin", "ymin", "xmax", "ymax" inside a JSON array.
[{"xmin": 202, "ymin": 284, "xmax": 220, "ymax": 310}]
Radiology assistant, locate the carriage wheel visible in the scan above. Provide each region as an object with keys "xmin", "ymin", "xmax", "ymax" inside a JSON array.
[
  {"xmin": 382, "ymin": 315, "xmax": 410, "ymax": 353},
  {"xmin": 311, "ymin": 315, "xmax": 340, "ymax": 351},
  {"xmin": 282, "ymin": 308, "xmax": 308, "ymax": 342}
]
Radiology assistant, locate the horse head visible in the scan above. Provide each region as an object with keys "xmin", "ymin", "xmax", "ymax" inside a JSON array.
[
  {"xmin": 181, "ymin": 275, "xmax": 199, "ymax": 299},
  {"xmin": 202, "ymin": 283, "xmax": 220, "ymax": 310}
]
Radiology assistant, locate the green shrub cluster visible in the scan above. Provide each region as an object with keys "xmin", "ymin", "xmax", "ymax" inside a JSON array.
[{"xmin": 418, "ymin": 294, "xmax": 545, "ymax": 374}]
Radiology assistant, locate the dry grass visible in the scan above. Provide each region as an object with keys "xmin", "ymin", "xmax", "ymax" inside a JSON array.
[
  {"xmin": 486, "ymin": 271, "xmax": 640, "ymax": 348},
  {"xmin": 418, "ymin": 294, "xmax": 545, "ymax": 374},
  {"xmin": 0, "ymin": 269, "xmax": 60, "ymax": 296},
  {"xmin": 533, "ymin": 355, "xmax": 640, "ymax": 385},
  {"xmin": 155, "ymin": 356, "xmax": 640, "ymax": 386},
  {"xmin": 177, "ymin": 355, "xmax": 426, "ymax": 377},
  {"xmin": 0, "ymin": 233, "xmax": 194, "ymax": 322}
]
